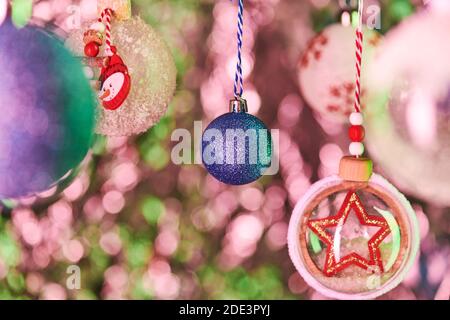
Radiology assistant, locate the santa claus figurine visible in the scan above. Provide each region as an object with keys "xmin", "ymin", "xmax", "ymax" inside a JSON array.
[{"xmin": 98, "ymin": 46, "xmax": 131, "ymax": 110}]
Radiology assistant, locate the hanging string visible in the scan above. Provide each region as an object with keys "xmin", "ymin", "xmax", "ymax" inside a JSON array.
[
  {"xmin": 353, "ymin": 0, "xmax": 364, "ymax": 113},
  {"xmin": 99, "ymin": 8, "xmax": 114, "ymax": 56},
  {"xmin": 346, "ymin": 0, "xmax": 365, "ymax": 158},
  {"xmin": 354, "ymin": 0, "xmax": 364, "ymax": 112},
  {"xmin": 232, "ymin": 0, "xmax": 244, "ymax": 98}
]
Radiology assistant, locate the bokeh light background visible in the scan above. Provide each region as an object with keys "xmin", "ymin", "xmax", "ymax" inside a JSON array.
[{"xmin": 0, "ymin": 0, "xmax": 448, "ymax": 300}]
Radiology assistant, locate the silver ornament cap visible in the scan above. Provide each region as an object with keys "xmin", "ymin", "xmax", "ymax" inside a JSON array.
[{"xmin": 229, "ymin": 97, "xmax": 248, "ymax": 113}]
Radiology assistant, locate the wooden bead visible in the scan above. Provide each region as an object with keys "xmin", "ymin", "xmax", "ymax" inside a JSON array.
[{"xmin": 339, "ymin": 156, "xmax": 373, "ymax": 182}]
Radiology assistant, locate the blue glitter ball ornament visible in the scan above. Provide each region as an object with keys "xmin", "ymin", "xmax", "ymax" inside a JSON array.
[
  {"xmin": 0, "ymin": 20, "xmax": 96, "ymax": 199},
  {"xmin": 202, "ymin": 99, "xmax": 272, "ymax": 185}
]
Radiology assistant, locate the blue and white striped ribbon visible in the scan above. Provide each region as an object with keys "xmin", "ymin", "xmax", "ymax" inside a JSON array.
[{"xmin": 232, "ymin": 0, "xmax": 244, "ymax": 98}]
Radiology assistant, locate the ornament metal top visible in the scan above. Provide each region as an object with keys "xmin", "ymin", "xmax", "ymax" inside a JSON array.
[{"xmin": 229, "ymin": 97, "xmax": 248, "ymax": 113}]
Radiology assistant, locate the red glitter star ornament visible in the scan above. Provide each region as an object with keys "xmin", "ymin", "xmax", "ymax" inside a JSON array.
[{"xmin": 308, "ymin": 190, "xmax": 391, "ymax": 276}]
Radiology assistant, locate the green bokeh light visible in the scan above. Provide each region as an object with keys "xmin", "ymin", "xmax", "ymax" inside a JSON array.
[{"xmin": 11, "ymin": 0, "xmax": 32, "ymax": 28}]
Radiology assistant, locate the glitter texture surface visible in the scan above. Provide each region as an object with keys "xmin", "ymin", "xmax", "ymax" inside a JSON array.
[
  {"xmin": 0, "ymin": 21, "xmax": 95, "ymax": 199},
  {"xmin": 66, "ymin": 17, "xmax": 177, "ymax": 136},
  {"xmin": 202, "ymin": 111, "xmax": 272, "ymax": 185}
]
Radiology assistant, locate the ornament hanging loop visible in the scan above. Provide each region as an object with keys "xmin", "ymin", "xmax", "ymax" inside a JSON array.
[
  {"xmin": 98, "ymin": 8, "xmax": 115, "ymax": 56},
  {"xmin": 353, "ymin": 0, "xmax": 364, "ymax": 113},
  {"xmin": 232, "ymin": 0, "xmax": 245, "ymax": 99},
  {"xmin": 347, "ymin": 0, "xmax": 366, "ymax": 159}
]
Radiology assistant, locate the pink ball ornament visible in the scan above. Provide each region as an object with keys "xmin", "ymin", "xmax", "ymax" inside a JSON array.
[
  {"xmin": 365, "ymin": 6, "xmax": 450, "ymax": 206},
  {"xmin": 298, "ymin": 24, "xmax": 382, "ymax": 122}
]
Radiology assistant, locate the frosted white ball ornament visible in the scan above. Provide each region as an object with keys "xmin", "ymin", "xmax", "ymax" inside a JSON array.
[
  {"xmin": 298, "ymin": 24, "xmax": 381, "ymax": 122},
  {"xmin": 66, "ymin": 17, "xmax": 177, "ymax": 136}
]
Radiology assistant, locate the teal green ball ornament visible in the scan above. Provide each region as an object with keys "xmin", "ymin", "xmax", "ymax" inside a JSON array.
[
  {"xmin": 0, "ymin": 20, "xmax": 96, "ymax": 199},
  {"xmin": 202, "ymin": 98, "xmax": 272, "ymax": 185}
]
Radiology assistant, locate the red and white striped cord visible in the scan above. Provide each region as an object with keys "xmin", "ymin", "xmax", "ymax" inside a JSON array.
[
  {"xmin": 349, "ymin": 0, "xmax": 365, "ymax": 157},
  {"xmin": 98, "ymin": 8, "xmax": 114, "ymax": 56},
  {"xmin": 353, "ymin": 28, "xmax": 363, "ymax": 113}
]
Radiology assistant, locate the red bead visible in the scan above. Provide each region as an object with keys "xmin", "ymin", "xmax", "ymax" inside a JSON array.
[
  {"xmin": 348, "ymin": 125, "xmax": 365, "ymax": 142},
  {"xmin": 84, "ymin": 42, "xmax": 100, "ymax": 57}
]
